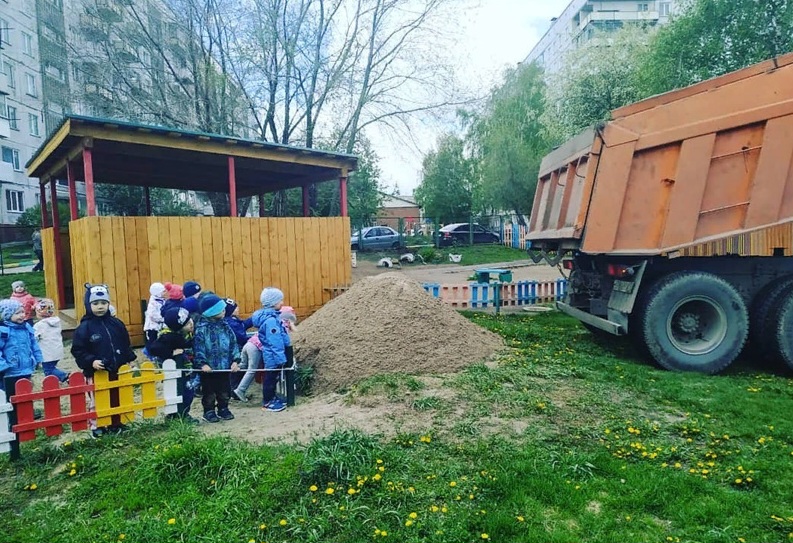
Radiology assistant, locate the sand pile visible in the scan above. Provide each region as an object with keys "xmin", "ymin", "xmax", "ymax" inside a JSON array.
[{"xmin": 292, "ymin": 273, "xmax": 503, "ymax": 394}]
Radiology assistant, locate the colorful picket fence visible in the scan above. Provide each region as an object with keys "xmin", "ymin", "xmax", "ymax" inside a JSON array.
[
  {"xmin": 501, "ymin": 222, "xmax": 532, "ymax": 250},
  {"xmin": 423, "ymin": 279, "xmax": 567, "ymax": 309},
  {"xmin": 0, "ymin": 360, "xmax": 180, "ymax": 458}
]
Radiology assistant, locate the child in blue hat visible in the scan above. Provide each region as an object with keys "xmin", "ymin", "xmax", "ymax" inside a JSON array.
[{"xmin": 0, "ymin": 299, "xmax": 43, "ymax": 394}]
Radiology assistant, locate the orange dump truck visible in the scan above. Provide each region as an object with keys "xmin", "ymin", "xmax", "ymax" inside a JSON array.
[{"xmin": 527, "ymin": 53, "xmax": 793, "ymax": 374}]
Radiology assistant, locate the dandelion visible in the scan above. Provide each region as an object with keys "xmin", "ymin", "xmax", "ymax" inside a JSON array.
[
  {"xmin": 309, "ymin": 485, "xmax": 318, "ymax": 492},
  {"xmin": 378, "ymin": 466, "xmax": 385, "ymax": 472},
  {"xmin": 517, "ymin": 516, "xmax": 525, "ymax": 522},
  {"xmin": 118, "ymin": 535, "xmax": 125, "ymax": 541},
  {"xmin": 409, "ymin": 512, "xmax": 418, "ymax": 519},
  {"xmin": 167, "ymin": 518, "xmax": 176, "ymax": 525},
  {"xmin": 249, "ymin": 540, "xmax": 255, "ymax": 543},
  {"xmin": 442, "ymin": 506, "xmax": 449, "ymax": 513},
  {"xmin": 69, "ymin": 469, "xmax": 76, "ymax": 476},
  {"xmin": 347, "ymin": 488, "xmax": 356, "ymax": 495},
  {"xmin": 326, "ymin": 487, "xmax": 335, "ymax": 495},
  {"xmin": 430, "ymin": 505, "xmax": 439, "ymax": 513},
  {"xmin": 259, "ymin": 524, "xmax": 267, "ymax": 530},
  {"xmin": 279, "ymin": 519, "xmax": 287, "ymax": 526},
  {"xmin": 405, "ymin": 520, "xmax": 414, "ymax": 527},
  {"xmin": 373, "ymin": 473, "xmax": 382, "ymax": 481},
  {"xmin": 481, "ymin": 534, "xmax": 489, "ymax": 539},
  {"xmin": 449, "ymin": 481, "xmax": 457, "ymax": 487},
  {"xmin": 376, "ymin": 459, "xmax": 383, "ymax": 464}
]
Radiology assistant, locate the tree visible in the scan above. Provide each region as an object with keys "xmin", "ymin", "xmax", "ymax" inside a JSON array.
[
  {"xmin": 465, "ymin": 62, "xmax": 552, "ymax": 223},
  {"xmin": 414, "ymin": 134, "xmax": 475, "ymax": 223},
  {"xmin": 16, "ymin": 203, "xmax": 75, "ymax": 228},
  {"xmin": 638, "ymin": 0, "xmax": 793, "ymax": 95},
  {"xmin": 546, "ymin": 24, "xmax": 657, "ymax": 140},
  {"xmin": 93, "ymin": 185, "xmax": 199, "ymax": 216}
]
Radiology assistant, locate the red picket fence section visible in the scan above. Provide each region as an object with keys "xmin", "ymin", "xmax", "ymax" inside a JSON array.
[{"xmin": 10, "ymin": 373, "xmax": 95, "ymax": 442}]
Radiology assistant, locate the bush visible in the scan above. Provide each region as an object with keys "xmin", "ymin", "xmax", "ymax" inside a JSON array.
[{"xmin": 418, "ymin": 246, "xmax": 438, "ymax": 263}]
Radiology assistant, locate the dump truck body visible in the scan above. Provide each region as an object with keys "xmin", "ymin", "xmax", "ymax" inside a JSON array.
[{"xmin": 527, "ymin": 54, "xmax": 793, "ymax": 374}]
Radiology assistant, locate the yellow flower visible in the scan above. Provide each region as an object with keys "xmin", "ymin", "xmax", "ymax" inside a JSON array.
[
  {"xmin": 380, "ymin": 530, "xmax": 388, "ymax": 537},
  {"xmin": 405, "ymin": 520, "xmax": 414, "ymax": 527},
  {"xmin": 409, "ymin": 512, "xmax": 418, "ymax": 519},
  {"xmin": 259, "ymin": 524, "xmax": 267, "ymax": 530},
  {"xmin": 309, "ymin": 485, "xmax": 318, "ymax": 492},
  {"xmin": 279, "ymin": 519, "xmax": 287, "ymax": 526},
  {"xmin": 430, "ymin": 505, "xmax": 439, "ymax": 513},
  {"xmin": 481, "ymin": 534, "xmax": 489, "ymax": 540},
  {"xmin": 326, "ymin": 487, "xmax": 335, "ymax": 495},
  {"xmin": 347, "ymin": 488, "xmax": 356, "ymax": 495},
  {"xmin": 69, "ymin": 469, "xmax": 76, "ymax": 476},
  {"xmin": 118, "ymin": 535, "xmax": 125, "ymax": 541},
  {"xmin": 373, "ymin": 473, "xmax": 382, "ymax": 481},
  {"xmin": 29, "ymin": 484, "xmax": 37, "ymax": 490},
  {"xmin": 449, "ymin": 481, "xmax": 457, "ymax": 487},
  {"xmin": 376, "ymin": 459, "xmax": 383, "ymax": 464},
  {"xmin": 517, "ymin": 515, "xmax": 525, "ymax": 522},
  {"xmin": 441, "ymin": 506, "xmax": 448, "ymax": 513},
  {"xmin": 248, "ymin": 540, "xmax": 255, "ymax": 543},
  {"xmin": 378, "ymin": 466, "xmax": 385, "ymax": 472},
  {"xmin": 167, "ymin": 518, "xmax": 176, "ymax": 525}
]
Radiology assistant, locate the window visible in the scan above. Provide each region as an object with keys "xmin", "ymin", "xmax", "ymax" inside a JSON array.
[
  {"xmin": 6, "ymin": 105, "xmax": 17, "ymax": 130},
  {"xmin": 6, "ymin": 62, "xmax": 14, "ymax": 88},
  {"xmin": 25, "ymin": 73, "xmax": 36, "ymax": 97},
  {"xmin": 637, "ymin": 3, "xmax": 649, "ymax": 11},
  {"xmin": 6, "ymin": 190, "xmax": 24, "ymax": 213},
  {"xmin": 659, "ymin": 2, "xmax": 671, "ymax": 16},
  {"xmin": 28, "ymin": 112, "xmax": 38, "ymax": 136},
  {"xmin": 22, "ymin": 32, "xmax": 32, "ymax": 56},
  {"xmin": 1, "ymin": 145, "xmax": 20, "ymax": 171},
  {"xmin": 0, "ymin": 18, "xmax": 9, "ymax": 45}
]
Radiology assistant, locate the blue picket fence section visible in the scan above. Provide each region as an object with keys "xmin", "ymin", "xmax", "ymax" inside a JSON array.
[{"xmin": 422, "ymin": 279, "xmax": 568, "ymax": 308}]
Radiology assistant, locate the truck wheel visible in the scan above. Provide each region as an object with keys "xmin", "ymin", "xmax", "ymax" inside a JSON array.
[
  {"xmin": 641, "ymin": 271, "xmax": 747, "ymax": 374},
  {"xmin": 771, "ymin": 292, "xmax": 793, "ymax": 371},
  {"xmin": 748, "ymin": 276, "xmax": 793, "ymax": 360}
]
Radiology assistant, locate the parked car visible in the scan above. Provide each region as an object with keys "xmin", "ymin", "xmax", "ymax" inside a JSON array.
[
  {"xmin": 438, "ymin": 223, "xmax": 500, "ymax": 246},
  {"xmin": 351, "ymin": 226, "xmax": 402, "ymax": 250}
]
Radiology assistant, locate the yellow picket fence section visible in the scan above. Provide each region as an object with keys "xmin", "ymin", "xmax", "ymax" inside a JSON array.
[
  {"xmin": 61, "ymin": 216, "xmax": 351, "ymax": 345},
  {"xmin": 92, "ymin": 362, "xmax": 163, "ymax": 427}
]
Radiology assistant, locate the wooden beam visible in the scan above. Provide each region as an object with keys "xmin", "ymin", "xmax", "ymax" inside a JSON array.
[
  {"xmin": 50, "ymin": 180, "xmax": 66, "ymax": 306},
  {"xmin": 67, "ymin": 160, "xmax": 78, "ymax": 220},
  {"xmin": 26, "ymin": 119, "xmax": 72, "ymax": 177},
  {"xmin": 339, "ymin": 174, "xmax": 348, "ymax": 217},
  {"xmin": 228, "ymin": 156, "xmax": 237, "ymax": 217},
  {"xmin": 39, "ymin": 184, "xmax": 49, "ymax": 228},
  {"xmin": 83, "ymin": 146, "xmax": 96, "ymax": 216},
  {"xmin": 302, "ymin": 185, "xmax": 310, "ymax": 217}
]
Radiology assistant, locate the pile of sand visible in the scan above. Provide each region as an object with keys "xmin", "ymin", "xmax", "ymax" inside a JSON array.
[{"xmin": 292, "ymin": 273, "xmax": 503, "ymax": 394}]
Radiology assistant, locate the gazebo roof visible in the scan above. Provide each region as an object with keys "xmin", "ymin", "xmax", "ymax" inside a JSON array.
[{"xmin": 26, "ymin": 115, "xmax": 358, "ymax": 197}]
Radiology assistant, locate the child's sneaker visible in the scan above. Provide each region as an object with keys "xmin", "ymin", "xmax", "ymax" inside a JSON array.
[
  {"xmin": 230, "ymin": 390, "xmax": 247, "ymax": 402},
  {"xmin": 90, "ymin": 428, "xmax": 105, "ymax": 439},
  {"xmin": 202, "ymin": 411, "xmax": 220, "ymax": 423},
  {"xmin": 217, "ymin": 408, "xmax": 235, "ymax": 421},
  {"xmin": 262, "ymin": 399, "xmax": 286, "ymax": 412}
]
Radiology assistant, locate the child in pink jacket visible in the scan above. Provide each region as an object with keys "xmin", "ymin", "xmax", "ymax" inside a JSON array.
[{"xmin": 10, "ymin": 280, "xmax": 37, "ymax": 324}]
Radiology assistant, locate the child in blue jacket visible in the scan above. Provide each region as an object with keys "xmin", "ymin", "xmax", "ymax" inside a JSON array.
[
  {"xmin": 0, "ymin": 299, "xmax": 43, "ymax": 394},
  {"xmin": 193, "ymin": 294, "xmax": 240, "ymax": 423},
  {"xmin": 251, "ymin": 287, "xmax": 291, "ymax": 412}
]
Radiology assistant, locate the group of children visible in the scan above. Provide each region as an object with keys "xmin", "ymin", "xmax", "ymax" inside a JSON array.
[
  {"xmin": 0, "ymin": 281, "xmax": 69, "ymax": 395},
  {"xmin": 142, "ymin": 280, "xmax": 296, "ymax": 425},
  {"xmin": 0, "ymin": 277, "xmax": 296, "ymax": 439}
]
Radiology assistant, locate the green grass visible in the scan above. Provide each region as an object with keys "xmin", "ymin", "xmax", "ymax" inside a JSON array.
[
  {"xmin": 0, "ymin": 271, "xmax": 45, "ymax": 297},
  {"xmin": 358, "ymin": 243, "xmax": 528, "ymax": 266},
  {"xmin": 2, "ymin": 312, "xmax": 792, "ymax": 542},
  {"xmin": 1, "ymin": 242, "xmax": 35, "ymax": 265}
]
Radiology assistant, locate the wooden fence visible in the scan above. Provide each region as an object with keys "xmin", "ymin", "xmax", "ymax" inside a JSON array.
[{"xmin": 44, "ymin": 216, "xmax": 351, "ymax": 345}]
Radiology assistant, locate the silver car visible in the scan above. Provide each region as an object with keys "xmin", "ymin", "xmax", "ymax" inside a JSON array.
[{"xmin": 351, "ymin": 226, "xmax": 402, "ymax": 250}]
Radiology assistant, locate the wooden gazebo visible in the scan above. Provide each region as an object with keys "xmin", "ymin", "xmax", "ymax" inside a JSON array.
[{"xmin": 27, "ymin": 115, "xmax": 357, "ymax": 344}]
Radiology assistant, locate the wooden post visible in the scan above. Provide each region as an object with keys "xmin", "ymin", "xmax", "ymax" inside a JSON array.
[
  {"xmin": 67, "ymin": 161, "xmax": 78, "ymax": 220},
  {"xmin": 302, "ymin": 185, "xmax": 310, "ymax": 217},
  {"xmin": 228, "ymin": 156, "xmax": 237, "ymax": 217},
  {"xmin": 83, "ymin": 146, "xmax": 96, "ymax": 216},
  {"xmin": 39, "ymin": 185, "xmax": 49, "ymax": 228},
  {"xmin": 339, "ymin": 173, "xmax": 348, "ymax": 217},
  {"xmin": 50, "ymin": 179, "xmax": 65, "ymax": 307},
  {"xmin": 144, "ymin": 186, "xmax": 152, "ymax": 216}
]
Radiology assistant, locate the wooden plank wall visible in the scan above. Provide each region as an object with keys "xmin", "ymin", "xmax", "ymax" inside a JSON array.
[{"xmin": 65, "ymin": 216, "xmax": 351, "ymax": 345}]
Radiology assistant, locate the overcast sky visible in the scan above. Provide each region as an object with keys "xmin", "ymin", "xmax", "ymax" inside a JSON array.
[{"xmin": 374, "ymin": 0, "xmax": 570, "ymax": 195}]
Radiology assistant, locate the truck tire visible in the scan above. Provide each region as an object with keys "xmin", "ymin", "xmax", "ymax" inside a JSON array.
[
  {"xmin": 771, "ymin": 292, "xmax": 793, "ymax": 371},
  {"xmin": 640, "ymin": 271, "xmax": 747, "ymax": 374},
  {"xmin": 748, "ymin": 276, "xmax": 793, "ymax": 360}
]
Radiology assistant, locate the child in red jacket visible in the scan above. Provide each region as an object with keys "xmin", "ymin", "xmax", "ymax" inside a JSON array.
[{"xmin": 10, "ymin": 280, "xmax": 36, "ymax": 325}]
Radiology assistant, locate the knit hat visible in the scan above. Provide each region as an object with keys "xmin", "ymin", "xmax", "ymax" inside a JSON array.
[
  {"xmin": 163, "ymin": 306, "xmax": 191, "ymax": 331},
  {"xmin": 183, "ymin": 281, "xmax": 202, "ymax": 298},
  {"xmin": 182, "ymin": 296, "xmax": 199, "ymax": 314},
  {"xmin": 35, "ymin": 298, "xmax": 56, "ymax": 318},
  {"xmin": 165, "ymin": 282, "xmax": 184, "ymax": 301},
  {"xmin": 11, "ymin": 280, "xmax": 25, "ymax": 291},
  {"xmin": 260, "ymin": 287, "xmax": 284, "ymax": 308},
  {"xmin": 0, "ymin": 299, "xmax": 22, "ymax": 321},
  {"xmin": 224, "ymin": 298, "xmax": 238, "ymax": 317},
  {"xmin": 149, "ymin": 282, "xmax": 166, "ymax": 298},
  {"xmin": 87, "ymin": 284, "xmax": 110, "ymax": 304},
  {"xmin": 199, "ymin": 294, "xmax": 226, "ymax": 318}
]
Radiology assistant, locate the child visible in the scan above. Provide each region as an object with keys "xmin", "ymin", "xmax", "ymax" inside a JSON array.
[
  {"xmin": 149, "ymin": 306, "xmax": 198, "ymax": 423},
  {"xmin": 280, "ymin": 305, "xmax": 298, "ymax": 333},
  {"xmin": 10, "ymin": 280, "xmax": 37, "ymax": 324},
  {"xmin": 252, "ymin": 287, "xmax": 291, "ymax": 413},
  {"xmin": 161, "ymin": 283, "xmax": 184, "ymax": 314},
  {"xmin": 0, "ymin": 299, "xmax": 43, "ymax": 394},
  {"xmin": 231, "ymin": 334, "xmax": 262, "ymax": 402},
  {"xmin": 71, "ymin": 284, "xmax": 137, "ymax": 438},
  {"xmin": 193, "ymin": 294, "xmax": 240, "ymax": 423},
  {"xmin": 143, "ymin": 282, "xmax": 167, "ymax": 350},
  {"xmin": 224, "ymin": 298, "xmax": 253, "ymax": 393},
  {"xmin": 182, "ymin": 281, "xmax": 202, "ymax": 315},
  {"xmin": 33, "ymin": 298, "xmax": 68, "ymax": 383}
]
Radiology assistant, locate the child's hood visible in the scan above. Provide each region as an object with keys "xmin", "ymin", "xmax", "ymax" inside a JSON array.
[{"xmin": 38, "ymin": 316, "xmax": 61, "ymax": 327}]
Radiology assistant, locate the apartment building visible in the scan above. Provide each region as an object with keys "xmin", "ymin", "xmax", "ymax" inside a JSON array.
[
  {"xmin": 524, "ymin": 0, "xmax": 679, "ymax": 75},
  {"xmin": 0, "ymin": 0, "xmax": 47, "ymax": 225}
]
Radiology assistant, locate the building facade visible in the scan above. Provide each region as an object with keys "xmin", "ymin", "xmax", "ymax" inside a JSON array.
[
  {"xmin": 524, "ymin": 0, "xmax": 680, "ymax": 74},
  {"xmin": 377, "ymin": 193, "xmax": 422, "ymax": 232}
]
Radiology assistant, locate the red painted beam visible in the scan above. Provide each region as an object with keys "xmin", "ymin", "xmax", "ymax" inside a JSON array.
[
  {"xmin": 50, "ymin": 180, "xmax": 66, "ymax": 307},
  {"xmin": 83, "ymin": 147, "xmax": 96, "ymax": 216},
  {"xmin": 39, "ymin": 186, "xmax": 49, "ymax": 227},
  {"xmin": 228, "ymin": 156, "xmax": 237, "ymax": 217},
  {"xmin": 67, "ymin": 161, "xmax": 78, "ymax": 220}
]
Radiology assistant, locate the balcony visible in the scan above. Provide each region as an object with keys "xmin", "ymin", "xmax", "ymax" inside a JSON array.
[
  {"xmin": 578, "ymin": 9, "xmax": 660, "ymax": 31},
  {"xmin": 0, "ymin": 117, "xmax": 9, "ymax": 139},
  {"xmin": 0, "ymin": 159, "xmax": 14, "ymax": 181}
]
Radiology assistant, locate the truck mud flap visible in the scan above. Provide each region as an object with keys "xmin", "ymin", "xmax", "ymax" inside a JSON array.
[{"xmin": 556, "ymin": 301, "xmax": 626, "ymax": 335}]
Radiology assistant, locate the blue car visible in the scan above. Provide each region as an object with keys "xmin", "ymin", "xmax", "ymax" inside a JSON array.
[{"xmin": 351, "ymin": 226, "xmax": 402, "ymax": 250}]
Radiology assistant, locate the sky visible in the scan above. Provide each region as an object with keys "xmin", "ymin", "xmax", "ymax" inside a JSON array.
[{"xmin": 373, "ymin": 0, "xmax": 570, "ymax": 195}]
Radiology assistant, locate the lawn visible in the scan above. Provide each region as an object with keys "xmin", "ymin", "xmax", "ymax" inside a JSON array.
[
  {"xmin": 1, "ymin": 312, "xmax": 792, "ymax": 543},
  {"xmin": 357, "ymin": 243, "xmax": 529, "ymax": 266}
]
